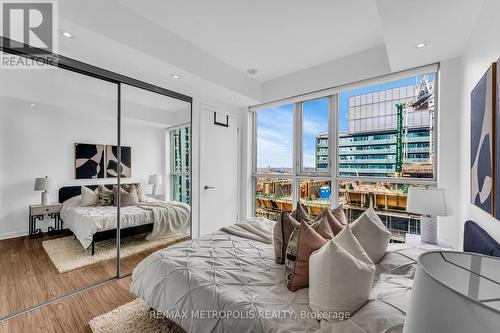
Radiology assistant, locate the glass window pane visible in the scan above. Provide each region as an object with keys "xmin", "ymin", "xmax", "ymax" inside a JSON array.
[
  {"xmin": 300, "ymin": 179, "xmax": 331, "ymax": 218},
  {"xmin": 302, "ymin": 98, "xmax": 329, "ymax": 172},
  {"xmin": 338, "ymin": 181, "xmax": 426, "ymax": 243},
  {"xmin": 339, "ymin": 73, "xmax": 436, "ymax": 179},
  {"xmin": 256, "ymin": 104, "xmax": 293, "ymax": 174},
  {"xmin": 255, "ymin": 177, "xmax": 292, "ymax": 221},
  {"xmin": 172, "ymin": 175, "xmax": 191, "ymax": 204}
]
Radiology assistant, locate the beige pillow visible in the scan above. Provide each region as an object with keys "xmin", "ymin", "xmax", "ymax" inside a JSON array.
[
  {"xmin": 113, "ymin": 185, "xmax": 139, "ymax": 207},
  {"xmin": 123, "ymin": 183, "xmax": 144, "ymax": 202},
  {"xmin": 80, "ymin": 186, "xmax": 98, "ymax": 207},
  {"xmin": 309, "ymin": 224, "xmax": 375, "ymax": 319},
  {"xmin": 351, "ymin": 207, "xmax": 392, "ymax": 263},
  {"xmin": 318, "ymin": 208, "xmax": 345, "ymax": 236},
  {"xmin": 292, "ymin": 201, "xmax": 312, "ymax": 223},
  {"xmin": 273, "ymin": 212, "xmax": 300, "ymax": 264},
  {"xmin": 285, "ymin": 219, "xmax": 331, "ymax": 291},
  {"xmin": 97, "ymin": 185, "xmax": 114, "ymax": 206}
]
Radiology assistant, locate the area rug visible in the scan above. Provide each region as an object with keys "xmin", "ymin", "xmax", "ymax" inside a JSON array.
[
  {"xmin": 42, "ymin": 233, "xmax": 189, "ymax": 273},
  {"xmin": 89, "ymin": 299, "xmax": 186, "ymax": 333}
]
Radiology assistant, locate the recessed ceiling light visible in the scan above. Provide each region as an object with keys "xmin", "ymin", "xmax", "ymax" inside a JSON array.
[
  {"xmin": 29, "ymin": 103, "xmax": 35, "ymax": 107},
  {"xmin": 416, "ymin": 41, "xmax": 430, "ymax": 49},
  {"xmin": 171, "ymin": 74, "xmax": 181, "ymax": 79},
  {"xmin": 62, "ymin": 31, "xmax": 74, "ymax": 38},
  {"xmin": 230, "ymin": 97, "xmax": 236, "ymax": 101},
  {"xmin": 246, "ymin": 68, "xmax": 258, "ymax": 75}
]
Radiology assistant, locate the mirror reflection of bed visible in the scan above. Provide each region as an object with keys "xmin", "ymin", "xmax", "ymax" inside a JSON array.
[{"xmin": 0, "ymin": 63, "xmax": 192, "ymax": 318}]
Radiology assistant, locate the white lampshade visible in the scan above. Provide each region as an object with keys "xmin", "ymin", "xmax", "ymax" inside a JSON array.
[
  {"xmin": 406, "ymin": 188, "xmax": 448, "ymax": 217},
  {"xmin": 34, "ymin": 177, "xmax": 54, "ymax": 192},
  {"xmin": 148, "ymin": 175, "xmax": 162, "ymax": 185}
]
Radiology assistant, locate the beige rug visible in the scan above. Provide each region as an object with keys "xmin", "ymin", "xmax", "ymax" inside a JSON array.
[
  {"xmin": 90, "ymin": 299, "xmax": 186, "ymax": 333},
  {"xmin": 42, "ymin": 233, "xmax": 189, "ymax": 273}
]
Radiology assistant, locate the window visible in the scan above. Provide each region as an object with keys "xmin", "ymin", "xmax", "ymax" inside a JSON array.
[
  {"xmin": 339, "ymin": 73, "xmax": 436, "ymax": 179},
  {"xmin": 252, "ymin": 67, "xmax": 438, "ymax": 241},
  {"xmin": 256, "ymin": 104, "xmax": 294, "ymax": 174},
  {"xmin": 301, "ymin": 98, "xmax": 329, "ymax": 173},
  {"xmin": 171, "ymin": 126, "xmax": 191, "ymax": 204}
]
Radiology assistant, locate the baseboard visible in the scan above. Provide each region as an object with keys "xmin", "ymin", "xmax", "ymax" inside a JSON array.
[{"xmin": 0, "ymin": 229, "xmax": 29, "ymax": 240}]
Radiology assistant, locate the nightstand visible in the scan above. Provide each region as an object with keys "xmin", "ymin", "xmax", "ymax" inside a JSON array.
[
  {"xmin": 405, "ymin": 233, "xmax": 454, "ymax": 249},
  {"xmin": 29, "ymin": 203, "xmax": 63, "ymax": 238},
  {"xmin": 146, "ymin": 194, "xmax": 167, "ymax": 201}
]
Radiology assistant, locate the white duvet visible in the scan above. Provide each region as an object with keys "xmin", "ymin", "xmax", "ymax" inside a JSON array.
[
  {"xmin": 130, "ymin": 230, "xmax": 444, "ymax": 333},
  {"xmin": 60, "ymin": 196, "xmax": 189, "ymax": 249}
]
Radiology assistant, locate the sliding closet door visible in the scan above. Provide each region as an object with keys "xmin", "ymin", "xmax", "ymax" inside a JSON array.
[
  {"xmin": 0, "ymin": 56, "xmax": 119, "ymax": 318},
  {"xmin": 118, "ymin": 84, "xmax": 192, "ymax": 276}
]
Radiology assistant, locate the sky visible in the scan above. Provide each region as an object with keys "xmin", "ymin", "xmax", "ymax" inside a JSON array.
[{"xmin": 257, "ymin": 74, "xmax": 435, "ymax": 169}]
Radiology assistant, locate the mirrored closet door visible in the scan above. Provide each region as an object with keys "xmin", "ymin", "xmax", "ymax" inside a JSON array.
[
  {"xmin": 118, "ymin": 84, "xmax": 192, "ymax": 277},
  {"xmin": 0, "ymin": 56, "xmax": 119, "ymax": 318}
]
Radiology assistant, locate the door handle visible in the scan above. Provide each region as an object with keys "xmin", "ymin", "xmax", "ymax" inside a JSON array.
[{"xmin": 204, "ymin": 185, "xmax": 216, "ymax": 190}]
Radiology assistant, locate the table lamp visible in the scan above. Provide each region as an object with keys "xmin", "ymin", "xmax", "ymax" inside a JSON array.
[
  {"xmin": 34, "ymin": 176, "xmax": 54, "ymax": 205},
  {"xmin": 148, "ymin": 175, "xmax": 161, "ymax": 195},
  {"xmin": 406, "ymin": 187, "xmax": 448, "ymax": 244}
]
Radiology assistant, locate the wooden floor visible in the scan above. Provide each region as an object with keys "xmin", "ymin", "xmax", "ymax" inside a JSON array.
[
  {"xmin": 0, "ymin": 232, "xmax": 189, "ymax": 330},
  {"xmin": 0, "ymin": 276, "xmax": 135, "ymax": 333}
]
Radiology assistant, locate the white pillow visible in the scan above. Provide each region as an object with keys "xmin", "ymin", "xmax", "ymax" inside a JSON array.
[
  {"xmin": 351, "ymin": 207, "xmax": 391, "ymax": 263},
  {"xmin": 62, "ymin": 195, "xmax": 82, "ymax": 207},
  {"xmin": 80, "ymin": 186, "xmax": 98, "ymax": 206},
  {"xmin": 309, "ymin": 225, "xmax": 375, "ymax": 321}
]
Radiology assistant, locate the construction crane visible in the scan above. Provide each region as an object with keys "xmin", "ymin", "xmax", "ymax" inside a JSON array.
[{"xmin": 394, "ymin": 75, "xmax": 435, "ymax": 176}]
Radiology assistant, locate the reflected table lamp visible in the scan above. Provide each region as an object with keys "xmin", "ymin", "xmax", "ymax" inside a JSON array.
[
  {"xmin": 34, "ymin": 176, "xmax": 54, "ymax": 205},
  {"xmin": 406, "ymin": 188, "xmax": 448, "ymax": 245},
  {"xmin": 148, "ymin": 175, "xmax": 162, "ymax": 195}
]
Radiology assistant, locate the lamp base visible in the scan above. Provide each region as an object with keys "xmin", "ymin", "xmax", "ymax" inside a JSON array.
[
  {"xmin": 152, "ymin": 185, "xmax": 158, "ymax": 196},
  {"xmin": 41, "ymin": 191, "xmax": 49, "ymax": 206},
  {"xmin": 420, "ymin": 215, "xmax": 437, "ymax": 245}
]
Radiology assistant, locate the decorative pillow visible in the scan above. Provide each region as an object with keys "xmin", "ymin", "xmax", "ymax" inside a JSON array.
[
  {"xmin": 273, "ymin": 212, "xmax": 300, "ymax": 264},
  {"xmin": 318, "ymin": 208, "xmax": 345, "ymax": 236},
  {"xmin": 123, "ymin": 183, "xmax": 144, "ymax": 202},
  {"xmin": 309, "ymin": 224, "xmax": 375, "ymax": 319},
  {"xmin": 317, "ymin": 205, "xmax": 348, "ymax": 226},
  {"xmin": 97, "ymin": 185, "xmax": 114, "ymax": 206},
  {"xmin": 113, "ymin": 184, "xmax": 139, "ymax": 207},
  {"xmin": 80, "ymin": 186, "xmax": 98, "ymax": 207},
  {"xmin": 292, "ymin": 201, "xmax": 312, "ymax": 223},
  {"xmin": 351, "ymin": 207, "xmax": 392, "ymax": 263},
  {"xmin": 285, "ymin": 220, "xmax": 330, "ymax": 291}
]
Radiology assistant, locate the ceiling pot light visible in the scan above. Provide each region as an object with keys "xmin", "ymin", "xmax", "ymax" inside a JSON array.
[
  {"xmin": 29, "ymin": 103, "xmax": 35, "ymax": 107},
  {"xmin": 230, "ymin": 97, "xmax": 236, "ymax": 101},
  {"xmin": 62, "ymin": 31, "xmax": 74, "ymax": 38},
  {"xmin": 171, "ymin": 74, "xmax": 181, "ymax": 79},
  {"xmin": 246, "ymin": 68, "xmax": 258, "ymax": 75},
  {"xmin": 416, "ymin": 41, "xmax": 430, "ymax": 49}
]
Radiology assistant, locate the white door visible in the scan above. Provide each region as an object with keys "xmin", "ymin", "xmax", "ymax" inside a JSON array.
[{"xmin": 200, "ymin": 107, "xmax": 239, "ymax": 235}]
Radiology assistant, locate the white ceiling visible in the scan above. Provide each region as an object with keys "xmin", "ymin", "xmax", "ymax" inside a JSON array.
[
  {"xmin": 118, "ymin": 0, "xmax": 385, "ymax": 82},
  {"xmin": 23, "ymin": 0, "xmax": 488, "ymax": 105}
]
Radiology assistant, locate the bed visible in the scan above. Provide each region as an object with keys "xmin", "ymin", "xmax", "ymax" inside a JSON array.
[
  {"xmin": 58, "ymin": 185, "xmax": 190, "ymax": 254},
  {"xmin": 130, "ymin": 220, "xmax": 499, "ymax": 333}
]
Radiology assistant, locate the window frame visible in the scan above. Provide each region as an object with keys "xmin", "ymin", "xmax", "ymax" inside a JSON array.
[{"xmin": 251, "ymin": 64, "xmax": 439, "ymax": 215}]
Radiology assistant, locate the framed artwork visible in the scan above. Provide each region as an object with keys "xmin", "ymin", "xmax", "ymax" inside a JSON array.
[
  {"xmin": 105, "ymin": 145, "xmax": 132, "ymax": 178},
  {"xmin": 74, "ymin": 143, "xmax": 105, "ymax": 179},
  {"xmin": 471, "ymin": 64, "xmax": 495, "ymax": 214},
  {"xmin": 496, "ymin": 59, "xmax": 500, "ymax": 219}
]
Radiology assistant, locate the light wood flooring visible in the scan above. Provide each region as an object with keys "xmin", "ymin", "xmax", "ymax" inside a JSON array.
[{"xmin": 0, "ymin": 232, "xmax": 188, "ymax": 332}]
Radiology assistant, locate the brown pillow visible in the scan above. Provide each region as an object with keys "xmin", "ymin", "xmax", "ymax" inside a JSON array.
[
  {"xmin": 285, "ymin": 219, "xmax": 331, "ymax": 291},
  {"xmin": 320, "ymin": 208, "xmax": 345, "ymax": 236},
  {"xmin": 123, "ymin": 183, "xmax": 144, "ymax": 202},
  {"xmin": 332, "ymin": 205, "xmax": 348, "ymax": 225},
  {"xmin": 292, "ymin": 201, "xmax": 312, "ymax": 223},
  {"xmin": 113, "ymin": 184, "xmax": 139, "ymax": 207},
  {"xmin": 97, "ymin": 185, "xmax": 114, "ymax": 206},
  {"xmin": 273, "ymin": 212, "xmax": 300, "ymax": 264}
]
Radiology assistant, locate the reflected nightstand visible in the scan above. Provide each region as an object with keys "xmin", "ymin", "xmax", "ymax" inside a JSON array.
[
  {"xmin": 29, "ymin": 203, "xmax": 63, "ymax": 238},
  {"xmin": 146, "ymin": 194, "xmax": 167, "ymax": 201}
]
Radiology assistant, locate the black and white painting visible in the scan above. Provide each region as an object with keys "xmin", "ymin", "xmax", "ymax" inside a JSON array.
[
  {"xmin": 74, "ymin": 143, "xmax": 105, "ymax": 179},
  {"xmin": 471, "ymin": 65, "xmax": 494, "ymax": 214},
  {"xmin": 105, "ymin": 145, "xmax": 132, "ymax": 178}
]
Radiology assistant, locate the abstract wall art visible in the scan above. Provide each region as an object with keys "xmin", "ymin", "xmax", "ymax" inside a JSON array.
[
  {"xmin": 495, "ymin": 59, "xmax": 500, "ymax": 220},
  {"xmin": 471, "ymin": 64, "xmax": 496, "ymax": 215},
  {"xmin": 74, "ymin": 143, "xmax": 105, "ymax": 179},
  {"xmin": 105, "ymin": 145, "xmax": 132, "ymax": 178}
]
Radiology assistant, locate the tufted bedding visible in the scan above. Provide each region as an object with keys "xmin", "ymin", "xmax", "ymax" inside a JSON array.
[{"xmin": 130, "ymin": 231, "xmax": 447, "ymax": 333}]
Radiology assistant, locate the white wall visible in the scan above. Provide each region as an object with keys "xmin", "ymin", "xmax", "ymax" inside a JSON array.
[
  {"xmin": 458, "ymin": 0, "xmax": 500, "ymax": 244},
  {"xmin": 0, "ymin": 102, "xmax": 166, "ymax": 239}
]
